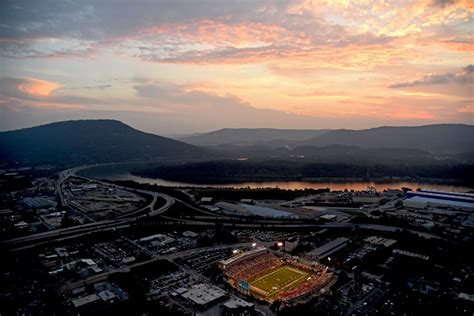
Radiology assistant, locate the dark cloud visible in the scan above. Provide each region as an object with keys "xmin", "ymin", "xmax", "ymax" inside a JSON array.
[
  {"xmin": 0, "ymin": 0, "xmax": 290, "ymax": 41},
  {"xmin": 464, "ymin": 64, "xmax": 474, "ymax": 73},
  {"xmin": 78, "ymin": 85, "xmax": 112, "ymax": 90},
  {"xmin": 431, "ymin": 0, "xmax": 457, "ymax": 7},
  {"xmin": 134, "ymin": 82, "xmax": 182, "ymax": 99},
  {"xmin": 0, "ymin": 77, "xmax": 32, "ymax": 99},
  {"xmin": 0, "ymin": 37, "xmax": 97, "ymax": 59},
  {"xmin": 389, "ymin": 65, "xmax": 474, "ymax": 88}
]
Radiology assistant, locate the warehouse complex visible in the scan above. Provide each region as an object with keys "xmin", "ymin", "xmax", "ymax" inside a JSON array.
[{"xmin": 403, "ymin": 189, "xmax": 474, "ymax": 212}]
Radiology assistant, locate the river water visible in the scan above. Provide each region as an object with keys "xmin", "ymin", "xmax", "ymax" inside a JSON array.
[{"xmin": 79, "ymin": 164, "xmax": 473, "ymax": 192}]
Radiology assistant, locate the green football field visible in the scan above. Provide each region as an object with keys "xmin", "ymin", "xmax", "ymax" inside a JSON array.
[{"xmin": 249, "ymin": 265, "xmax": 309, "ymax": 297}]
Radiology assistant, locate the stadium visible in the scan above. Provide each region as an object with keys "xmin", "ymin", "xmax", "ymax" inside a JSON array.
[{"xmin": 219, "ymin": 247, "xmax": 333, "ymax": 303}]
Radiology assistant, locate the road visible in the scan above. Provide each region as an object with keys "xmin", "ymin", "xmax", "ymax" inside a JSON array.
[
  {"xmin": 158, "ymin": 215, "xmax": 442, "ymax": 239},
  {"xmin": 2, "ymin": 165, "xmax": 443, "ymax": 251},
  {"xmin": 60, "ymin": 243, "xmax": 253, "ymax": 292},
  {"xmin": 59, "ymin": 241, "xmax": 276, "ymax": 315},
  {"xmin": 3, "ymin": 165, "xmax": 175, "ymax": 250},
  {"xmin": 64, "ymin": 173, "xmax": 175, "ymax": 219},
  {"xmin": 3, "ymin": 210, "xmax": 442, "ymax": 252},
  {"xmin": 3, "ymin": 208, "xmax": 442, "ymax": 252}
]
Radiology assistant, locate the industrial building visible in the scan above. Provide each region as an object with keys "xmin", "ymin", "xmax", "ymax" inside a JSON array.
[
  {"xmin": 418, "ymin": 189, "xmax": 474, "ymax": 198},
  {"xmin": 221, "ymin": 297, "xmax": 255, "ymax": 315},
  {"xmin": 181, "ymin": 283, "xmax": 228, "ymax": 309},
  {"xmin": 216, "ymin": 202, "xmax": 248, "ymax": 216},
  {"xmin": 403, "ymin": 190, "xmax": 474, "ymax": 212},
  {"xmin": 365, "ymin": 236, "xmax": 397, "ymax": 248},
  {"xmin": 21, "ymin": 196, "xmax": 55, "ymax": 209},
  {"xmin": 308, "ymin": 237, "xmax": 349, "ymax": 260}
]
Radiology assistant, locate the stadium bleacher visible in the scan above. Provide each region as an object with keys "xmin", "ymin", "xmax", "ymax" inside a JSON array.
[
  {"xmin": 224, "ymin": 252, "xmax": 282, "ymax": 281},
  {"xmin": 220, "ymin": 248, "xmax": 332, "ymax": 303}
]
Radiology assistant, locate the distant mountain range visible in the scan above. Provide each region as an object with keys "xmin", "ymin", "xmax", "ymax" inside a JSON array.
[
  {"xmin": 1, "ymin": 120, "xmax": 472, "ymax": 174},
  {"xmin": 0, "ymin": 120, "xmax": 206, "ymax": 166},
  {"xmin": 179, "ymin": 128, "xmax": 329, "ymax": 146},
  {"xmin": 179, "ymin": 124, "xmax": 474, "ymax": 155},
  {"xmin": 300, "ymin": 124, "xmax": 474, "ymax": 154}
]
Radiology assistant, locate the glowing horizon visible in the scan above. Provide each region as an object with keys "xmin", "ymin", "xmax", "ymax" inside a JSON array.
[{"xmin": 0, "ymin": 0, "xmax": 472, "ymax": 134}]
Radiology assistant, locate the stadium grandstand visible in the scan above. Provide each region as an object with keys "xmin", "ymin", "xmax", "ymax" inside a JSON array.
[{"xmin": 219, "ymin": 247, "xmax": 333, "ymax": 303}]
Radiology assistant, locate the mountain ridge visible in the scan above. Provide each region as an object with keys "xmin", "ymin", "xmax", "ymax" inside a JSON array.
[
  {"xmin": 0, "ymin": 119, "xmax": 208, "ymax": 166},
  {"xmin": 179, "ymin": 124, "xmax": 473, "ymax": 154},
  {"xmin": 302, "ymin": 124, "xmax": 473, "ymax": 154},
  {"xmin": 179, "ymin": 128, "xmax": 330, "ymax": 146}
]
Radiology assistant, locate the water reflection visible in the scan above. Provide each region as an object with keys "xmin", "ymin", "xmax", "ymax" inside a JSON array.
[{"xmin": 84, "ymin": 169, "xmax": 473, "ymax": 192}]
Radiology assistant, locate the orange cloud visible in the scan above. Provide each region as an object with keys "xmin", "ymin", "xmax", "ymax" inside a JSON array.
[
  {"xmin": 387, "ymin": 111, "xmax": 435, "ymax": 120},
  {"xmin": 17, "ymin": 78, "xmax": 62, "ymax": 97},
  {"xmin": 91, "ymin": 0, "xmax": 472, "ymax": 71},
  {"xmin": 124, "ymin": 20, "xmax": 288, "ymax": 49},
  {"xmin": 458, "ymin": 105, "xmax": 473, "ymax": 113}
]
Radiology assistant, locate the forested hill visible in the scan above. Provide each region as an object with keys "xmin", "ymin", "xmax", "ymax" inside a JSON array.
[
  {"xmin": 302, "ymin": 124, "xmax": 474, "ymax": 154},
  {"xmin": 0, "ymin": 120, "xmax": 208, "ymax": 166}
]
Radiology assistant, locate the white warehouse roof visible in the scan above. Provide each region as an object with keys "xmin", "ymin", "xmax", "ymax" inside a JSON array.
[{"xmin": 404, "ymin": 196, "xmax": 474, "ymax": 211}]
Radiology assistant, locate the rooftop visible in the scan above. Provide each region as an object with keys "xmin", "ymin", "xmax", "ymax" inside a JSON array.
[
  {"xmin": 308, "ymin": 237, "xmax": 349, "ymax": 258},
  {"xmin": 223, "ymin": 297, "xmax": 254, "ymax": 309},
  {"xmin": 71, "ymin": 294, "xmax": 98, "ymax": 308},
  {"xmin": 219, "ymin": 246, "xmax": 267, "ymax": 268},
  {"xmin": 404, "ymin": 196, "xmax": 474, "ymax": 210},
  {"xmin": 181, "ymin": 283, "xmax": 227, "ymax": 306}
]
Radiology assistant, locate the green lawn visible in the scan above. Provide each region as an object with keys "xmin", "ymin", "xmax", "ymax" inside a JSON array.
[{"xmin": 249, "ymin": 265, "xmax": 309, "ymax": 297}]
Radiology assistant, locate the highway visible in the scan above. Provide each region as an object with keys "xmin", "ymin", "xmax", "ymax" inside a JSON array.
[
  {"xmin": 2, "ymin": 165, "xmax": 444, "ymax": 251},
  {"xmin": 158, "ymin": 215, "xmax": 443, "ymax": 239},
  {"xmin": 65, "ymin": 174, "xmax": 175, "ymax": 218},
  {"xmin": 4, "ymin": 214, "xmax": 443, "ymax": 252},
  {"xmin": 3, "ymin": 166, "xmax": 176, "ymax": 250}
]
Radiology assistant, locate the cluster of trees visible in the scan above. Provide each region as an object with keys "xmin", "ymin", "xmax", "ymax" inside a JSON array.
[
  {"xmin": 192, "ymin": 187, "xmax": 329, "ymax": 201},
  {"xmin": 132, "ymin": 160, "xmax": 474, "ymax": 184}
]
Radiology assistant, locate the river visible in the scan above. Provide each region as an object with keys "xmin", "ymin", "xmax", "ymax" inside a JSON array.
[{"xmin": 78, "ymin": 163, "xmax": 473, "ymax": 192}]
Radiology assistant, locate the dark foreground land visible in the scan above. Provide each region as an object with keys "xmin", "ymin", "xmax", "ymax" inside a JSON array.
[{"xmin": 1, "ymin": 166, "xmax": 474, "ymax": 315}]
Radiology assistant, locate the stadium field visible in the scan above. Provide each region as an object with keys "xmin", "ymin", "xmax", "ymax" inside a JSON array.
[{"xmin": 249, "ymin": 265, "xmax": 310, "ymax": 297}]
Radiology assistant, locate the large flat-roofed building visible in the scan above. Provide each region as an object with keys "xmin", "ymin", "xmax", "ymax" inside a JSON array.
[
  {"xmin": 365, "ymin": 236, "xmax": 397, "ymax": 247},
  {"xmin": 222, "ymin": 297, "xmax": 255, "ymax": 315},
  {"xmin": 216, "ymin": 202, "xmax": 249, "ymax": 216},
  {"xmin": 71, "ymin": 294, "xmax": 99, "ymax": 308},
  {"xmin": 404, "ymin": 190, "xmax": 474, "ymax": 212},
  {"xmin": 308, "ymin": 237, "xmax": 349, "ymax": 260},
  {"xmin": 407, "ymin": 190, "xmax": 474, "ymax": 203},
  {"xmin": 21, "ymin": 196, "xmax": 54, "ymax": 209},
  {"xmin": 181, "ymin": 283, "xmax": 227, "ymax": 309},
  {"xmin": 418, "ymin": 189, "xmax": 474, "ymax": 199}
]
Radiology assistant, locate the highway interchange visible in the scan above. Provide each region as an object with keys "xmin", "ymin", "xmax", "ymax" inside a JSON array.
[{"xmin": 2, "ymin": 165, "xmax": 444, "ymax": 252}]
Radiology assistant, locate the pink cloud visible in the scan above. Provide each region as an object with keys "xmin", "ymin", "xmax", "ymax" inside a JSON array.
[{"xmin": 16, "ymin": 78, "xmax": 62, "ymax": 97}]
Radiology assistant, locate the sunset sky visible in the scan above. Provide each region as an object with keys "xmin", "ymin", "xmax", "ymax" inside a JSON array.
[{"xmin": 0, "ymin": 0, "xmax": 472, "ymax": 134}]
